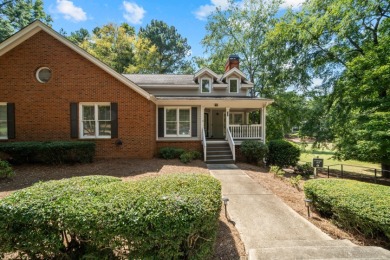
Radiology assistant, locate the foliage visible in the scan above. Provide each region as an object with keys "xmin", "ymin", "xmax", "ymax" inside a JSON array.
[
  {"xmin": 266, "ymin": 0, "xmax": 390, "ymax": 171},
  {"xmin": 179, "ymin": 151, "xmax": 202, "ymax": 164},
  {"xmin": 304, "ymin": 179, "xmax": 390, "ymax": 244},
  {"xmin": 124, "ymin": 36, "xmax": 159, "ymax": 73},
  {"xmin": 240, "ymin": 140, "xmax": 268, "ymax": 163},
  {"xmin": 294, "ymin": 162, "xmax": 314, "ymax": 177},
  {"xmin": 267, "ymin": 140, "xmax": 300, "ymax": 169},
  {"xmin": 159, "ymin": 147, "xmax": 186, "ymax": 159},
  {"xmin": 0, "ymin": 159, "xmax": 14, "ymax": 178},
  {"xmin": 0, "ymin": 141, "xmax": 95, "ymax": 164},
  {"xmin": 139, "ymin": 19, "xmax": 192, "ymax": 73},
  {"xmin": 289, "ymin": 175, "xmax": 302, "ymax": 190},
  {"xmin": 202, "ymin": 0, "xmax": 283, "ymax": 96},
  {"xmin": 0, "ymin": 174, "xmax": 221, "ymax": 259},
  {"xmin": 0, "ymin": 0, "xmax": 52, "ymax": 42},
  {"xmin": 66, "ymin": 28, "xmax": 90, "ymax": 45}
]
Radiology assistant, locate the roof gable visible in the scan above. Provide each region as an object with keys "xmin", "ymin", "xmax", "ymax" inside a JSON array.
[
  {"xmin": 193, "ymin": 67, "xmax": 219, "ymax": 82},
  {"xmin": 221, "ymin": 67, "xmax": 247, "ymax": 82},
  {"xmin": 0, "ymin": 20, "xmax": 152, "ymax": 101}
]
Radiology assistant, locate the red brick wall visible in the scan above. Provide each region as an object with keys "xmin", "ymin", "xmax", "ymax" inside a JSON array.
[
  {"xmin": 156, "ymin": 141, "xmax": 202, "ymax": 156},
  {"xmin": 0, "ymin": 31, "xmax": 156, "ymax": 158}
]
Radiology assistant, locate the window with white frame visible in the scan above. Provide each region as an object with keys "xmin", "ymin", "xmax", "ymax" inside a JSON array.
[
  {"xmin": 80, "ymin": 103, "xmax": 111, "ymax": 138},
  {"xmin": 165, "ymin": 107, "xmax": 191, "ymax": 137},
  {"xmin": 201, "ymin": 78, "xmax": 211, "ymax": 93},
  {"xmin": 229, "ymin": 78, "xmax": 239, "ymax": 93},
  {"xmin": 0, "ymin": 103, "xmax": 7, "ymax": 139}
]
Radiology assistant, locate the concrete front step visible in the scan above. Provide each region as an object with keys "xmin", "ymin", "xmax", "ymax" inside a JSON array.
[
  {"xmin": 206, "ymin": 159, "xmax": 235, "ymax": 164},
  {"xmin": 248, "ymin": 245, "xmax": 390, "ymax": 259},
  {"xmin": 207, "ymin": 150, "xmax": 231, "ymax": 155}
]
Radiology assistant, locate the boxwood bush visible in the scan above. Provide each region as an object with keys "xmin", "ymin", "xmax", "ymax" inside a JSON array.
[
  {"xmin": 0, "ymin": 141, "xmax": 95, "ymax": 164},
  {"xmin": 0, "ymin": 174, "xmax": 221, "ymax": 259},
  {"xmin": 240, "ymin": 140, "xmax": 268, "ymax": 164},
  {"xmin": 304, "ymin": 179, "xmax": 390, "ymax": 243},
  {"xmin": 266, "ymin": 139, "xmax": 300, "ymax": 169},
  {"xmin": 159, "ymin": 147, "xmax": 186, "ymax": 159}
]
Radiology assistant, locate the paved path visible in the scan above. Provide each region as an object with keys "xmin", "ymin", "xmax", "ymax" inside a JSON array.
[{"xmin": 208, "ymin": 164, "xmax": 390, "ymax": 259}]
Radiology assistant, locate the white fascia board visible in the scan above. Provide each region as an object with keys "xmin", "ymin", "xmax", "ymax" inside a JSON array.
[
  {"xmin": 194, "ymin": 67, "xmax": 219, "ymax": 80},
  {"xmin": 221, "ymin": 68, "xmax": 247, "ymax": 81},
  {"xmin": 0, "ymin": 21, "xmax": 153, "ymax": 102},
  {"xmin": 155, "ymin": 98, "xmax": 274, "ymax": 108}
]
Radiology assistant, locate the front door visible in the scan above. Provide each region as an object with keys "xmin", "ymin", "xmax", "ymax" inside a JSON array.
[
  {"xmin": 211, "ymin": 109, "xmax": 224, "ymax": 138},
  {"xmin": 204, "ymin": 113, "xmax": 209, "ymax": 137}
]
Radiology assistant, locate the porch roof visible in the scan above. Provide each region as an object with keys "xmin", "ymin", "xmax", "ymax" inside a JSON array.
[{"xmin": 155, "ymin": 96, "xmax": 274, "ymax": 108}]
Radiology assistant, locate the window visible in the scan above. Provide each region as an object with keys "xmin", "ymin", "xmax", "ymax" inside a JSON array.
[
  {"xmin": 165, "ymin": 107, "xmax": 191, "ymax": 137},
  {"xmin": 36, "ymin": 67, "xmax": 52, "ymax": 83},
  {"xmin": 201, "ymin": 78, "xmax": 211, "ymax": 93},
  {"xmin": 0, "ymin": 104, "xmax": 7, "ymax": 139},
  {"xmin": 80, "ymin": 103, "xmax": 111, "ymax": 138},
  {"xmin": 229, "ymin": 78, "xmax": 239, "ymax": 93}
]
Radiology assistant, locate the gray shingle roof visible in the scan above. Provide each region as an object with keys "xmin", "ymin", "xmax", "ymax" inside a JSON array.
[{"xmin": 123, "ymin": 74, "xmax": 196, "ymax": 85}]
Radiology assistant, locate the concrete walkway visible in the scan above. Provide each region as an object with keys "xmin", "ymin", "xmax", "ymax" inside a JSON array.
[{"xmin": 208, "ymin": 164, "xmax": 390, "ymax": 259}]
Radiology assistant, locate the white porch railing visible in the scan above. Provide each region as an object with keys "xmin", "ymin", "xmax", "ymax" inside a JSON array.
[
  {"xmin": 226, "ymin": 128, "xmax": 236, "ymax": 161},
  {"xmin": 202, "ymin": 128, "xmax": 207, "ymax": 161},
  {"xmin": 229, "ymin": 124, "xmax": 262, "ymax": 139}
]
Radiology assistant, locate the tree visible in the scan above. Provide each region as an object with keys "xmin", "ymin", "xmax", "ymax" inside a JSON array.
[
  {"xmin": 267, "ymin": 0, "xmax": 390, "ymax": 173},
  {"xmin": 202, "ymin": 0, "xmax": 283, "ymax": 96},
  {"xmin": 80, "ymin": 23, "xmax": 136, "ymax": 73},
  {"xmin": 0, "ymin": 0, "xmax": 52, "ymax": 42},
  {"xmin": 67, "ymin": 28, "xmax": 90, "ymax": 45},
  {"xmin": 124, "ymin": 36, "xmax": 159, "ymax": 74},
  {"xmin": 139, "ymin": 20, "xmax": 191, "ymax": 74}
]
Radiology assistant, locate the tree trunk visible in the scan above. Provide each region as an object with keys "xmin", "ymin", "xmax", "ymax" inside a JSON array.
[{"xmin": 381, "ymin": 162, "xmax": 390, "ymax": 178}]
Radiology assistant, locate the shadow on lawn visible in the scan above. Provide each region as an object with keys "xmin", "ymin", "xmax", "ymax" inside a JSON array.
[{"xmin": 0, "ymin": 158, "xmax": 208, "ymax": 195}]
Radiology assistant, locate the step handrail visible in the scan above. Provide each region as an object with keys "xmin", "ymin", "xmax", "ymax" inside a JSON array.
[
  {"xmin": 226, "ymin": 128, "xmax": 236, "ymax": 161},
  {"xmin": 202, "ymin": 127, "xmax": 207, "ymax": 161}
]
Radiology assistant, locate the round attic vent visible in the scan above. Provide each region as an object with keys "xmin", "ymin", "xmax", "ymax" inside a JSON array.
[{"xmin": 36, "ymin": 67, "xmax": 52, "ymax": 83}]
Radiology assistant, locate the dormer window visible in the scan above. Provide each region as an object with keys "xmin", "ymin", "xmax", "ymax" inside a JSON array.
[
  {"xmin": 201, "ymin": 78, "xmax": 211, "ymax": 93},
  {"xmin": 229, "ymin": 78, "xmax": 239, "ymax": 93}
]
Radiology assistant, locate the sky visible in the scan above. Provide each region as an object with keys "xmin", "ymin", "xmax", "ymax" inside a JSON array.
[{"xmin": 44, "ymin": 0, "xmax": 304, "ymax": 58}]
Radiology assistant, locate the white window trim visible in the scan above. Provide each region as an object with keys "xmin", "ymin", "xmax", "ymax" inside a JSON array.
[
  {"xmin": 0, "ymin": 102, "xmax": 7, "ymax": 140},
  {"xmin": 164, "ymin": 106, "xmax": 192, "ymax": 137},
  {"xmin": 200, "ymin": 77, "xmax": 212, "ymax": 93},
  {"xmin": 79, "ymin": 102, "xmax": 111, "ymax": 139},
  {"xmin": 229, "ymin": 78, "xmax": 240, "ymax": 93},
  {"xmin": 36, "ymin": 67, "xmax": 52, "ymax": 83}
]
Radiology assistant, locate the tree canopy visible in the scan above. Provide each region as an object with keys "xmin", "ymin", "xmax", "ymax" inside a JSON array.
[
  {"xmin": 0, "ymin": 0, "xmax": 52, "ymax": 42},
  {"xmin": 139, "ymin": 19, "xmax": 192, "ymax": 74}
]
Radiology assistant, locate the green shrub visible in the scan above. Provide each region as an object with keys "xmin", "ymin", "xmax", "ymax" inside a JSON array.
[
  {"xmin": 266, "ymin": 140, "xmax": 300, "ymax": 169},
  {"xmin": 0, "ymin": 141, "xmax": 95, "ymax": 164},
  {"xmin": 0, "ymin": 174, "xmax": 221, "ymax": 259},
  {"xmin": 289, "ymin": 175, "xmax": 302, "ymax": 190},
  {"xmin": 180, "ymin": 151, "xmax": 203, "ymax": 164},
  {"xmin": 240, "ymin": 140, "xmax": 268, "ymax": 163},
  {"xmin": 304, "ymin": 179, "xmax": 390, "ymax": 243},
  {"xmin": 0, "ymin": 160, "xmax": 14, "ymax": 178},
  {"xmin": 294, "ymin": 162, "xmax": 314, "ymax": 177},
  {"xmin": 159, "ymin": 147, "xmax": 185, "ymax": 159}
]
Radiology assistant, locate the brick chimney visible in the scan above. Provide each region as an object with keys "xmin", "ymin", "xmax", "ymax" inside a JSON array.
[{"xmin": 225, "ymin": 54, "xmax": 240, "ymax": 72}]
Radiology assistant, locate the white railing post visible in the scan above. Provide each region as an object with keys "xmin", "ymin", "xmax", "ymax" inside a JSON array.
[
  {"xmin": 229, "ymin": 124, "xmax": 262, "ymax": 139},
  {"xmin": 227, "ymin": 128, "xmax": 235, "ymax": 161},
  {"xmin": 202, "ymin": 128, "xmax": 207, "ymax": 162}
]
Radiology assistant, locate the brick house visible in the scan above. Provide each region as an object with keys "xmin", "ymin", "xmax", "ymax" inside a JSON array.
[{"xmin": 0, "ymin": 21, "xmax": 273, "ymax": 163}]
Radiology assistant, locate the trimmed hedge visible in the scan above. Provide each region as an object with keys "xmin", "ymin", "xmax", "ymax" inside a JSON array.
[
  {"xmin": 240, "ymin": 140, "xmax": 268, "ymax": 164},
  {"xmin": 304, "ymin": 179, "xmax": 390, "ymax": 243},
  {"xmin": 0, "ymin": 141, "xmax": 95, "ymax": 164},
  {"xmin": 159, "ymin": 147, "xmax": 186, "ymax": 159},
  {"xmin": 266, "ymin": 139, "xmax": 300, "ymax": 168},
  {"xmin": 0, "ymin": 160, "xmax": 14, "ymax": 178},
  {"xmin": 0, "ymin": 174, "xmax": 221, "ymax": 259}
]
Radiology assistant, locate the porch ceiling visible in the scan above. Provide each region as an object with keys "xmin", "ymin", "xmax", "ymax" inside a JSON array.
[{"xmin": 155, "ymin": 96, "xmax": 274, "ymax": 108}]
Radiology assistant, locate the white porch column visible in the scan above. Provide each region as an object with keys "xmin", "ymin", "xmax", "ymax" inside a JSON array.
[
  {"xmin": 225, "ymin": 107, "xmax": 230, "ymax": 140},
  {"xmin": 262, "ymin": 106, "xmax": 266, "ymax": 143},
  {"xmin": 200, "ymin": 106, "xmax": 205, "ymax": 140}
]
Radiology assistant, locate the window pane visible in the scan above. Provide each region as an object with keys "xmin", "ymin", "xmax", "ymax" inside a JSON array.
[
  {"xmin": 0, "ymin": 122, "xmax": 7, "ymax": 137},
  {"xmin": 98, "ymin": 105, "xmax": 111, "ymax": 120},
  {"xmin": 202, "ymin": 79, "xmax": 210, "ymax": 92},
  {"xmin": 166, "ymin": 109, "xmax": 177, "ymax": 121},
  {"xmin": 234, "ymin": 114, "xmax": 243, "ymax": 124},
  {"xmin": 230, "ymin": 79, "xmax": 238, "ymax": 92},
  {"xmin": 0, "ymin": 106, "xmax": 6, "ymax": 121},
  {"xmin": 179, "ymin": 122, "xmax": 190, "ymax": 136},
  {"xmin": 83, "ymin": 121, "xmax": 95, "ymax": 136},
  {"xmin": 166, "ymin": 122, "xmax": 177, "ymax": 135},
  {"xmin": 83, "ymin": 106, "xmax": 95, "ymax": 120},
  {"xmin": 98, "ymin": 121, "xmax": 111, "ymax": 136},
  {"xmin": 179, "ymin": 109, "xmax": 190, "ymax": 121}
]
